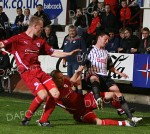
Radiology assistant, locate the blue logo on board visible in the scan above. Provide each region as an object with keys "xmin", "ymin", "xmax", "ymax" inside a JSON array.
[{"xmin": 43, "ymin": 0, "xmax": 63, "ymax": 20}]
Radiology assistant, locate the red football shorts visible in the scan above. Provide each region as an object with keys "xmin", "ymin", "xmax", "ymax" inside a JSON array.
[{"xmin": 21, "ymin": 67, "xmax": 57, "ymax": 96}]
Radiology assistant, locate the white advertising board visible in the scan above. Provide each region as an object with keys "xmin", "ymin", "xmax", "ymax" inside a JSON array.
[{"xmin": 0, "ymin": 0, "xmax": 67, "ymax": 25}]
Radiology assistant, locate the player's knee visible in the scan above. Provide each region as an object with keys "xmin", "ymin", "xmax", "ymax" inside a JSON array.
[
  {"xmin": 90, "ymin": 75, "xmax": 99, "ymax": 83},
  {"xmin": 49, "ymin": 87, "xmax": 60, "ymax": 99},
  {"xmin": 37, "ymin": 90, "xmax": 48, "ymax": 100}
]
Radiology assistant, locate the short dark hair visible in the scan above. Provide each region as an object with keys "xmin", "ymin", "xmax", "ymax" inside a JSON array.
[
  {"xmin": 0, "ymin": 6, "xmax": 2, "ymax": 9},
  {"xmin": 17, "ymin": 7, "xmax": 22, "ymax": 10},
  {"xmin": 142, "ymin": 27, "xmax": 150, "ymax": 33},
  {"xmin": 50, "ymin": 70, "xmax": 61, "ymax": 79},
  {"xmin": 36, "ymin": 4, "xmax": 43, "ymax": 7},
  {"xmin": 124, "ymin": 27, "xmax": 132, "ymax": 34},
  {"xmin": 97, "ymin": 31, "xmax": 110, "ymax": 37}
]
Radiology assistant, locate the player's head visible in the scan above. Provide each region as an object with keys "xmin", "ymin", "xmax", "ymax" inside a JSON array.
[
  {"xmin": 51, "ymin": 70, "xmax": 64, "ymax": 88},
  {"xmin": 141, "ymin": 27, "xmax": 149, "ymax": 39},
  {"xmin": 68, "ymin": 25, "xmax": 77, "ymax": 38},
  {"xmin": 96, "ymin": 32, "xmax": 110, "ymax": 48},
  {"xmin": 28, "ymin": 16, "xmax": 43, "ymax": 37},
  {"xmin": 36, "ymin": 4, "xmax": 43, "ymax": 12}
]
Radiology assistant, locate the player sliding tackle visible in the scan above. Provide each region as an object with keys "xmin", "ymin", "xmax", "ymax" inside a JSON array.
[
  {"xmin": 0, "ymin": 16, "xmax": 80, "ymax": 127},
  {"xmin": 45, "ymin": 66, "xmax": 142, "ymax": 127}
]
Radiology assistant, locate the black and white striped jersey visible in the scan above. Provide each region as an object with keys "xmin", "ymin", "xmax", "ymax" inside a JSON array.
[{"xmin": 87, "ymin": 46, "xmax": 113, "ymax": 76}]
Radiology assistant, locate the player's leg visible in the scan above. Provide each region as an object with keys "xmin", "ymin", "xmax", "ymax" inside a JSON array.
[
  {"xmin": 89, "ymin": 75, "xmax": 103, "ymax": 109},
  {"xmin": 82, "ymin": 111, "xmax": 135, "ymax": 127},
  {"xmin": 21, "ymin": 71, "xmax": 54, "ymax": 126},
  {"xmin": 21, "ymin": 85, "xmax": 48, "ymax": 126},
  {"xmin": 38, "ymin": 74, "xmax": 60, "ymax": 126},
  {"xmin": 109, "ymin": 84, "xmax": 133, "ymax": 119}
]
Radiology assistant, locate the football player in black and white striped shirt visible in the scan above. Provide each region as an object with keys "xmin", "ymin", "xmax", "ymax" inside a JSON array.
[{"xmin": 83, "ymin": 32, "xmax": 141, "ymax": 125}]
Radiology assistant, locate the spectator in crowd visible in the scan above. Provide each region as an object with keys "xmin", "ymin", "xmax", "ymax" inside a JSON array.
[
  {"xmin": 13, "ymin": 7, "xmax": 24, "ymax": 35},
  {"xmin": 83, "ymin": 10, "xmax": 101, "ymax": 48},
  {"xmin": 22, "ymin": 8, "xmax": 32, "ymax": 31},
  {"xmin": 0, "ymin": 49, "xmax": 11, "ymax": 92},
  {"xmin": 74, "ymin": 7, "xmax": 88, "ymax": 37},
  {"xmin": 0, "ymin": 6, "xmax": 9, "ymax": 28},
  {"xmin": 100, "ymin": 4, "xmax": 118, "ymax": 33},
  {"xmin": 105, "ymin": 29, "xmax": 119, "ymax": 53},
  {"xmin": 118, "ymin": 28, "xmax": 127, "ymax": 53},
  {"xmin": 86, "ymin": 0, "xmax": 98, "ymax": 26},
  {"xmin": 97, "ymin": 2, "xmax": 105, "ymax": 16},
  {"xmin": 34, "ymin": 4, "xmax": 51, "ymax": 27},
  {"xmin": 63, "ymin": 25, "xmax": 86, "ymax": 94},
  {"xmin": 104, "ymin": 0, "xmax": 119, "ymax": 16},
  {"xmin": 42, "ymin": 25, "xmax": 59, "ymax": 49},
  {"xmin": 0, "ymin": 6, "xmax": 9, "ymax": 39},
  {"xmin": 133, "ymin": 27, "xmax": 150, "ymax": 54},
  {"xmin": 124, "ymin": 27, "xmax": 140, "ymax": 53},
  {"xmin": 120, "ymin": 0, "xmax": 131, "ymax": 27}
]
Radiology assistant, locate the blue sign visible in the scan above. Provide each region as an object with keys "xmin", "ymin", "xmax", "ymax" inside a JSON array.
[
  {"xmin": 133, "ymin": 54, "xmax": 150, "ymax": 88},
  {"xmin": 43, "ymin": 0, "xmax": 63, "ymax": 20}
]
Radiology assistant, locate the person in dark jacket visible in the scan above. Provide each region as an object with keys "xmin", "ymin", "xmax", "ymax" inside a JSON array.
[
  {"xmin": 132, "ymin": 27, "xmax": 150, "ymax": 54},
  {"xmin": 100, "ymin": 4, "xmax": 118, "ymax": 33},
  {"xmin": 118, "ymin": 28, "xmax": 127, "ymax": 53},
  {"xmin": 0, "ymin": 50, "xmax": 11, "ymax": 92},
  {"xmin": 74, "ymin": 7, "xmax": 88, "ymax": 37},
  {"xmin": 12, "ymin": 7, "xmax": 24, "ymax": 35},
  {"xmin": 105, "ymin": 29, "xmax": 119, "ymax": 53},
  {"xmin": 124, "ymin": 27, "xmax": 140, "ymax": 54},
  {"xmin": 0, "ymin": 6, "xmax": 9, "ymax": 28},
  {"xmin": 34, "ymin": 4, "xmax": 51, "ymax": 27},
  {"xmin": 0, "ymin": 6, "xmax": 9, "ymax": 39},
  {"xmin": 42, "ymin": 25, "xmax": 59, "ymax": 49}
]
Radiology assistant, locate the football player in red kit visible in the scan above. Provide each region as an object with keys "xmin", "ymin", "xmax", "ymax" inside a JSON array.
[
  {"xmin": 50, "ymin": 66, "xmax": 142, "ymax": 127},
  {"xmin": 0, "ymin": 16, "xmax": 80, "ymax": 126}
]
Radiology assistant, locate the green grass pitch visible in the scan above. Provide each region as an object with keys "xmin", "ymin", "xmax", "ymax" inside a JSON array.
[{"xmin": 0, "ymin": 95, "xmax": 150, "ymax": 134}]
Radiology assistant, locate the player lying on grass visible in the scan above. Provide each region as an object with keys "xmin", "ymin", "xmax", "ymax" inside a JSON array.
[{"xmin": 46, "ymin": 66, "xmax": 142, "ymax": 127}]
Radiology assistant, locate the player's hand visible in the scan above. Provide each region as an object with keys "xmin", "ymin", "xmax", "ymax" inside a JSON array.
[
  {"xmin": 120, "ymin": 73, "xmax": 129, "ymax": 79},
  {"xmin": 76, "ymin": 65, "xmax": 84, "ymax": 74},
  {"xmin": 0, "ymin": 42, "xmax": 4, "ymax": 48},
  {"xmin": 69, "ymin": 49, "xmax": 81, "ymax": 56}
]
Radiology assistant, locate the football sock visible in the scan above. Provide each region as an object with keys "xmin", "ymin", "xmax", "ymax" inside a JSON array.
[
  {"xmin": 101, "ymin": 119, "xmax": 126, "ymax": 126},
  {"xmin": 39, "ymin": 96, "xmax": 55, "ymax": 123},
  {"xmin": 25, "ymin": 96, "xmax": 43, "ymax": 119},
  {"xmin": 118, "ymin": 96, "xmax": 133, "ymax": 119},
  {"xmin": 91, "ymin": 81, "xmax": 101, "ymax": 100}
]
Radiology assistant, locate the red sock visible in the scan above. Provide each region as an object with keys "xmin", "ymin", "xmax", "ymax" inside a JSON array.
[
  {"xmin": 39, "ymin": 96, "xmax": 55, "ymax": 123},
  {"xmin": 25, "ymin": 96, "xmax": 43, "ymax": 119},
  {"xmin": 102, "ymin": 119, "xmax": 126, "ymax": 126},
  {"xmin": 111, "ymin": 96, "xmax": 122, "ymax": 109}
]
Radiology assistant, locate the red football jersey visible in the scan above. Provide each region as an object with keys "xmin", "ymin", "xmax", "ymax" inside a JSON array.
[
  {"xmin": 2, "ymin": 32, "xmax": 54, "ymax": 72},
  {"xmin": 58, "ymin": 78, "xmax": 87, "ymax": 115}
]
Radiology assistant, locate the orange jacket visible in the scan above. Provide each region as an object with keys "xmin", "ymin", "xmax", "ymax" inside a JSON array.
[
  {"xmin": 87, "ymin": 16, "xmax": 100, "ymax": 35},
  {"xmin": 120, "ymin": 7, "xmax": 131, "ymax": 21}
]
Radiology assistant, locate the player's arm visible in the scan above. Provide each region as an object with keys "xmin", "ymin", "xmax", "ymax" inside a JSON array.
[
  {"xmin": 70, "ymin": 66, "xmax": 84, "ymax": 85},
  {"xmin": 51, "ymin": 49, "xmax": 80, "ymax": 58},
  {"xmin": 107, "ymin": 55, "xmax": 128, "ymax": 79},
  {"xmin": 109, "ymin": 67, "xmax": 128, "ymax": 79},
  {"xmin": 0, "ymin": 36, "xmax": 17, "ymax": 49}
]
